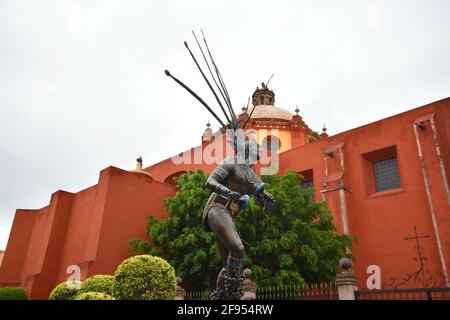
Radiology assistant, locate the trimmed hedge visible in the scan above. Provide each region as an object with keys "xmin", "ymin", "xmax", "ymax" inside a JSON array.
[
  {"xmin": 48, "ymin": 280, "xmax": 82, "ymax": 300},
  {"xmin": 0, "ymin": 287, "xmax": 28, "ymax": 300},
  {"xmin": 113, "ymin": 255, "xmax": 176, "ymax": 300},
  {"xmin": 80, "ymin": 275, "xmax": 114, "ymax": 296},
  {"xmin": 74, "ymin": 292, "xmax": 115, "ymax": 300}
]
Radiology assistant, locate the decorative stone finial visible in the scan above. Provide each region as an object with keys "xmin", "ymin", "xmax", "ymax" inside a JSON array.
[
  {"xmin": 320, "ymin": 124, "xmax": 329, "ymax": 139},
  {"xmin": 295, "ymin": 105, "xmax": 300, "ymax": 114},
  {"xmin": 129, "ymin": 156, "xmax": 152, "ymax": 178},
  {"xmin": 339, "ymin": 257, "xmax": 353, "ymax": 272},
  {"xmin": 243, "ymin": 268, "xmax": 252, "ymax": 278},
  {"xmin": 135, "ymin": 156, "xmax": 143, "ymax": 171},
  {"xmin": 202, "ymin": 120, "xmax": 213, "ymax": 143}
]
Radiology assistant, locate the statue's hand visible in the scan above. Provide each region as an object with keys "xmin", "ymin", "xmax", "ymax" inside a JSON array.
[
  {"xmin": 229, "ymin": 191, "xmax": 241, "ymax": 203},
  {"xmin": 217, "ymin": 184, "xmax": 241, "ymax": 202},
  {"xmin": 262, "ymin": 191, "xmax": 276, "ymax": 213},
  {"xmin": 263, "ymin": 191, "xmax": 274, "ymax": 202},
  {"xmin": 238, "ymin": 194, "xmax": 250, "ymax": 209}
]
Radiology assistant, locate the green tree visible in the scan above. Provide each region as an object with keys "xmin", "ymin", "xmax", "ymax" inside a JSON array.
[{"xmin": 129, "ymin": 170, "xmax": 353, "ymax": 290}]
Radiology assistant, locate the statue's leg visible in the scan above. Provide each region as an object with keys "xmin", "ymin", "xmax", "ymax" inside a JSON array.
[
  {"xmin": 207, "ymin": 207, "xmax": 245, "ymax": 300},
  {"xmin": 210, "ymin": 237, "xmax": 228, "ymax": 300},
  {"xmin": 216, "ymin": 236, "xmax": 230, "ymax": 267}
]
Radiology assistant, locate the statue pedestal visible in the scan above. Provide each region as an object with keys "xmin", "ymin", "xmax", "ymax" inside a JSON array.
[
  {"xmin": 241, "ymin": 268, "xmax": 257, "ymax": 300},
  {"xmin": 335, "ymin": 257, "xmax": 359, "ymax": 300},
  {"xmin": 175, "ymin": 277, "xmax": 186, "ymax": 300}
]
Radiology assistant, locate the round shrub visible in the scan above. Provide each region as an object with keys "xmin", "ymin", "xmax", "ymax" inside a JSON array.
[
  {"xmin": 80, "ymin": 275, "xmax": 114, "ymax": 296},
  {"xmin": 48, "ymin": 280, "xmax": 82, "ymax": 300},
  {"xmin": 113, "ymin": 255, "xmax": 176, "ymax": 300},
  {"xmin": 0, "ymin": 287, "xmax": 28, "ymax": 300},
  {"xmin": 74, "ymin": 292, "xmax": 115, "ymax": 300}
]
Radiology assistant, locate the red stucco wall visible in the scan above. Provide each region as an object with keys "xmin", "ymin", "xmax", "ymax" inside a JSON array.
[
  {"xmin": 0, "ymin": 98, "xmax": 449, "ymax": 298},
  {"xmin": 278, "ymin": 98, "xmax": 450, "ymax": 288},
  {"xmin": 0, "ymin": 167, "xmax": 175, "ymax": 299}
]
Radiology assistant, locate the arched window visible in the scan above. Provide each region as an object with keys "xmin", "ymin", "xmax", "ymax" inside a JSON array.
[{"xmin": 164, "ymin": 171, "xmax": 187, "ymax": 186}]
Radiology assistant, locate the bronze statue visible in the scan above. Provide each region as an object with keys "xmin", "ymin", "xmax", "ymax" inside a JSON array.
[
  {"xmin": 165, "ymin": 30, "xmax": 275, "ymax": 299},
  {"xmin": 203, "ymin": 139, "xmax": 275, "ymax": 299}
]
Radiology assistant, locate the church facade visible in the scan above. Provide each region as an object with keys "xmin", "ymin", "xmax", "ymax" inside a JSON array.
[{"xmin": 1, "ymin": 86, "xmax": 449, "ymax": 299}]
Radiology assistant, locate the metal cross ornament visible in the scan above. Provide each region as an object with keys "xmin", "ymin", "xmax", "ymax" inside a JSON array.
[{"xmin": 404, "ymin": 225, "xmax": 430, "ymax": 277}]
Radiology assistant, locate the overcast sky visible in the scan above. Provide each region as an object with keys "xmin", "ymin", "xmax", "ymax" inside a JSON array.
[{"xmin": 1, "ymin": 0, "xmax": 449, "ymax": 250}]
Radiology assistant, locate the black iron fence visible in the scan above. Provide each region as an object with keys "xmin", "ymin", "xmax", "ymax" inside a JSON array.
[
  {"xmin": 256, "ymin": 283, "xmax": 337, "ymax": 300},
  {"xmin": 185, "ymin": 290, "xmax": 211, "ymax": 300},
  {"xmin": 355, "ymin": 287, "xmax": 450, "ymax": 300},
  {"xmin": 185, "ymin": 283, "xmax": 337, "ymax": 300}
]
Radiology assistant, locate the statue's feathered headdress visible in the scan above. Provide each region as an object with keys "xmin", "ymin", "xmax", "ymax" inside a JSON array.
[{"xmin": 164, "ymin": 30, "xmax": 258, "ymax": 153}]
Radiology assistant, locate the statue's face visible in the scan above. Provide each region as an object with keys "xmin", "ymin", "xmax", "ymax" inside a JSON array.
[
  {"xmin": 245, "ymin": 140, "xmax": 260, "ymax": 165},
  {"xmin": 234, "ymin": 141, "xmax": 259, "ymax": 165},
  {"xmin": 231, "ymin": 129, "xmax": 260, "ymax": 165}
]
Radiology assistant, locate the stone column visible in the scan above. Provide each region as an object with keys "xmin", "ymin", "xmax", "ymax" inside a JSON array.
[
  {"xmin": 241, "ymin": 268, "xmax": 257, "ymax": 300},
  {"xmin": 335, "ymin": 257, "xmax": 359, "ymax": 300},
  {"xmin": 175, "ymin": 276, "xmax": 186, "ymax": 300}
]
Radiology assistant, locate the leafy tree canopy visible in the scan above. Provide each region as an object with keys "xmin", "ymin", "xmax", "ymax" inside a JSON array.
[{"xmin": 129, "ymin": 170, "xmax": 353, "ymax": 290}]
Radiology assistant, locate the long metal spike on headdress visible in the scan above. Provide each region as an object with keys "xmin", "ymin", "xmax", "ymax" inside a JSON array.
[
  {"xmin": 164, "ymin": 69, "xmax": 226, "ymax": 128},
  {"xmin": 201, "ymin": 34, "xmax": 232, "ymax": 110},
  {"xmin": 214, "ymin": 66, "xmax": 233, "ymax": 115},
  {"xmin": 242, "ymin": 96, "xmax": 256, "ymax": 129},
  {"xmin": 204, "ymin": 49, "xmax": 235, "ymax": 127},
  {"xmin": 201, "ymin": 29, "xmax": 238, "ymax": 130},
  {"xmin": 184, "ymin": 39, "xmax": 231, "ymax": 125},
  {"xmin": 214, "ymin": 64, "xmax": 235, "ymax": 126},
  {"xmin": 191, "ymin": 31, "xmax": 232, "ymax": 124}
]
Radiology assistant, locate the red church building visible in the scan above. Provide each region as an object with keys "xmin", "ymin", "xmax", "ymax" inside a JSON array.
[{"xmin": 1, "ymin": 85, "xmax": 449, "ymax": 299}]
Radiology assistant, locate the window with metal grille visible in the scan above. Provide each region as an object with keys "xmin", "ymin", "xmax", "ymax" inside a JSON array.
[{"xmin": 372, "ymin": 157, "xmax": 400, "ymax": 192}]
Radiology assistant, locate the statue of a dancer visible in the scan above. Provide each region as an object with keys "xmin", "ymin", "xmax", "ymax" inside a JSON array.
[
  {"xmin": 164, "ymin": 30, "xmax": 275, "ymax": 299},
  {"xmin": 203, "ymin": 139, "xmax": 275, "ymax": 299}
]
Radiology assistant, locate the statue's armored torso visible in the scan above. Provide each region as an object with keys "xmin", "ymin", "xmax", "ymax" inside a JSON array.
[
  {"xmin": 202, "ymin": 157, "xmax": 263, "ymax": 230},
  {"xmin": 224, "ymin": 165, "xmax": 261, "ymax": 195}
]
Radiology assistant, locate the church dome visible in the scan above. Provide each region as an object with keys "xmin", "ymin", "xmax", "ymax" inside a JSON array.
[{"xmin": 245, "ymin": 104, "xmax": 293, "ymax": 121}]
